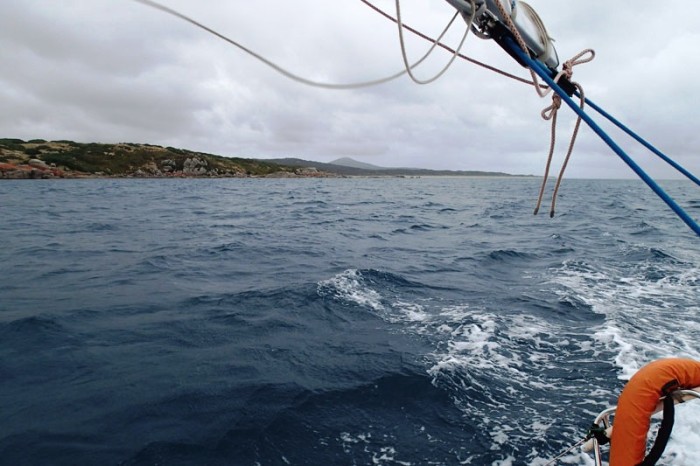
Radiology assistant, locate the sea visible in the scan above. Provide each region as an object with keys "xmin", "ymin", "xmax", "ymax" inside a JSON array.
[{"xmin": 1, "ymin": 177, "xmax": 699, "ymax": 466}]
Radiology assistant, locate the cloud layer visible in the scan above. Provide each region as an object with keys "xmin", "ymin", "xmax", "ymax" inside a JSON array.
[{"xmin": 2, "ymin": 0, "xmax": 698, "ymax": 179}]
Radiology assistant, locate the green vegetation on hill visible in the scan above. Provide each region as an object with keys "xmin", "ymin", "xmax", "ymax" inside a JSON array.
[
  {"xmin": 1, "ymin": 138, "xmax": 521, "ymax": 179},
  {"xmin": 0, "ymin": 139, "xmax": 317, "ymax": 178}
]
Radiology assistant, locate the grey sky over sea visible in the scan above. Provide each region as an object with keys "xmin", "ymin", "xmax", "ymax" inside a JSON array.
[{"xmin": 2, "ymin": 0, "xmax": 698, "ymax": 178}]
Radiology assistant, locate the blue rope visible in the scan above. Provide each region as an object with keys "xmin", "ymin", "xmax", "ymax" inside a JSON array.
[
  {"xmin": 581, "ymin": 96, "xmax": 700, "ymax": 188},
  {"xmin": 501, "ymin": 35, "xmax": 700, "ymax": 237}
]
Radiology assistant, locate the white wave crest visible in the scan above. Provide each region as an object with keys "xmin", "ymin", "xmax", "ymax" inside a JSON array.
[{"xmin": 318, "ymin": 269, "xmax": 385, "ymax": 311}]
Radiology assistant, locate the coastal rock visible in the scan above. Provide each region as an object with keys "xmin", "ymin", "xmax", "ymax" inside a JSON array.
[
  {"xmin": 28, "ymin": 159, "xmax": 49, "ymax": 169},
  {"xmin": 1, "ymin": 139, "xmax": 336, "ymax": 178},
  {"xmin": 160, "ymin": 159, "xmax": 177, "ymax": 171},
  {"xmin": 0, "ymin": 163, "xmax": 58, "ymax": 179},
  {"xmin": 266, "ymin": 171, "xmax": 297, "ymax": 178},
  {"xmin": 183, "ymin": 157, "xmax": 208, "ymax": 176}
]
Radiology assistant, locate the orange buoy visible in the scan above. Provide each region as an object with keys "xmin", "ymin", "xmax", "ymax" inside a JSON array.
[{"xmin": 609, "ymin": 358, "xmax": 700, "ymax": 466}]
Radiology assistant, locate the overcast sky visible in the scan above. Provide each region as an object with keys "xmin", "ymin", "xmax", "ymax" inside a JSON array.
[{"xmin": 1, "ymin": 0, "xmax": 699, "ymax": 178}]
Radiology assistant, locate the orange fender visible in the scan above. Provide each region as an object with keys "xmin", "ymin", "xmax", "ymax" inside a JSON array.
[{"xmin": 609, "ymin": 358, "xmax": 700, "ymax": 466}]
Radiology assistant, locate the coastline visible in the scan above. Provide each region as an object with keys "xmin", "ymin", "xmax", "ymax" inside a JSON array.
[{"xmin": 0, "ymin": 138, "xmax": 526, "ymax": 180}]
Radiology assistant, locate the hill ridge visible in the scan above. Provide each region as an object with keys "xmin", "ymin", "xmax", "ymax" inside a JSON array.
[
  {"xmin": 329, "ymin": 157, "xmax": 387, "ymax": 171},
  {"xmin": 0, "ymin": 139, "xmax": 329, "ymax": 179},
  {"xmin": 1, "ymin": 138, "xmax": 522, "ymax": 179}
]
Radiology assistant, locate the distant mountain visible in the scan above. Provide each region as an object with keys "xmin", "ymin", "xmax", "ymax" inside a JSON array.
[
  {"xmin": 329, "ymin": 157, "xmax": 387, "ymax": 171},
  {"xmin": 267, "ymin": 157, "xmax": 519, "ymax": 177}
]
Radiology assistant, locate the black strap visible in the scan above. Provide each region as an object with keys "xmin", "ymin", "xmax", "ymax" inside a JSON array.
[
  {"xmin": 587, "ymin": 423, "xmax": 610, "ymax": 446},
  {"xmin": 661, "ymin": 379, "xmax": 681, "ymax": 396},
  {"xmin": 637, "ymin": 384, "xmax": 677, "ymax": 466}
]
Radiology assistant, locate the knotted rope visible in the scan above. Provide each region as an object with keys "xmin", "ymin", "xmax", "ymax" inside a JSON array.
[
  {"xmin": 535, "ymin": 50, "xmax": 594, "ymax": 217},
  {"xmin": 491, "ymin": 0, "xmax": 595, "ymax": 216}
]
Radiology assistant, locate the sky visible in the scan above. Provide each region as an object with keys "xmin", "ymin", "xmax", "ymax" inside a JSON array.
[{"xmin": 1, "ymin": 0, "xmax": 699, "ymax": 179}]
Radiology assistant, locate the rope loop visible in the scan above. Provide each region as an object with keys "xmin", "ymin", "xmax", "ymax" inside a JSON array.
[
  {"xmin": 533, "ymin": 48, "xmax": 594, "ymax": 217},
  {"xmin": 563, "ymin": 49, "xmax": 595, "ymax": 75},
  {"xmin": 541, "ymin": 94, "xmax": 561, "ymax": 121}
]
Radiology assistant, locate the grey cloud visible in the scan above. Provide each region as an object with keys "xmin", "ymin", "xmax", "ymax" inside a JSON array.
[{"xmin": 1, "ymin": 0, "xmax": 698, "ymax": 180}]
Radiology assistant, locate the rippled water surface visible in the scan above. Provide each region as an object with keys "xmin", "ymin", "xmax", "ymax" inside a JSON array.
[{"xmin": 1, "ymin": 177, "xmax": 699, "ymax": 465}]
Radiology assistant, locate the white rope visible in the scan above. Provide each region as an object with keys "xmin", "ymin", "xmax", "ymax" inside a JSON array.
[
  {"xmin": 492, "ymin": 0, "xmax": 550, "ymax": 98},
  {"xmin": 130, "ymin": 0, "xmax": 440, "ymax": 90},
  {"xmin": 395, "ymin": 0, "xmax": 476, "ymax": 84},
  {"xmin": 542, "ymin": 436, "xmax": 588, "ymax": 466}
]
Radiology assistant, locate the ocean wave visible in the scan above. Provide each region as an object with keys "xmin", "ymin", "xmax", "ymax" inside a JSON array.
[
  {"xmin": 317, "ymin": 269, "xmax": 422, "ymax": 313},
  {"xmin": 486, "ymin": 249, "xmax": 538, "ymax": 262},
  {"xmin": 318, "ymin": 268, "xmax": 609, "ymax": 464},
  {"xmin": 0, "ymin": 315, "xmax": 73, "ymax": 348},
  {"xmin": 2, "ymin": 178, "xmax": 699, "ymax": 465}
]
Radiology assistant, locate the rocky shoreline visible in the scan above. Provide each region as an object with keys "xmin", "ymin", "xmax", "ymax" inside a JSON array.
[
  {"xmin": 0, "ymin": 160, "xmax": 331, "ymax": 179},
  {"xmin": 1, "ymin": 137, "xmax": 523, "ymax": 179},
  {"xmin": 0, "ymin": 159, "xmax": 69, "ymax": 179},
  {"xmin": 0, "ymin": 139, "xmax": 336, "ymax": 179}
]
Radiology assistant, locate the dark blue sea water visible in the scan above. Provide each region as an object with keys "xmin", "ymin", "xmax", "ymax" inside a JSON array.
[{"xmin": 1, "ymin": 177, "xmax": 699, "ymax": 466}]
